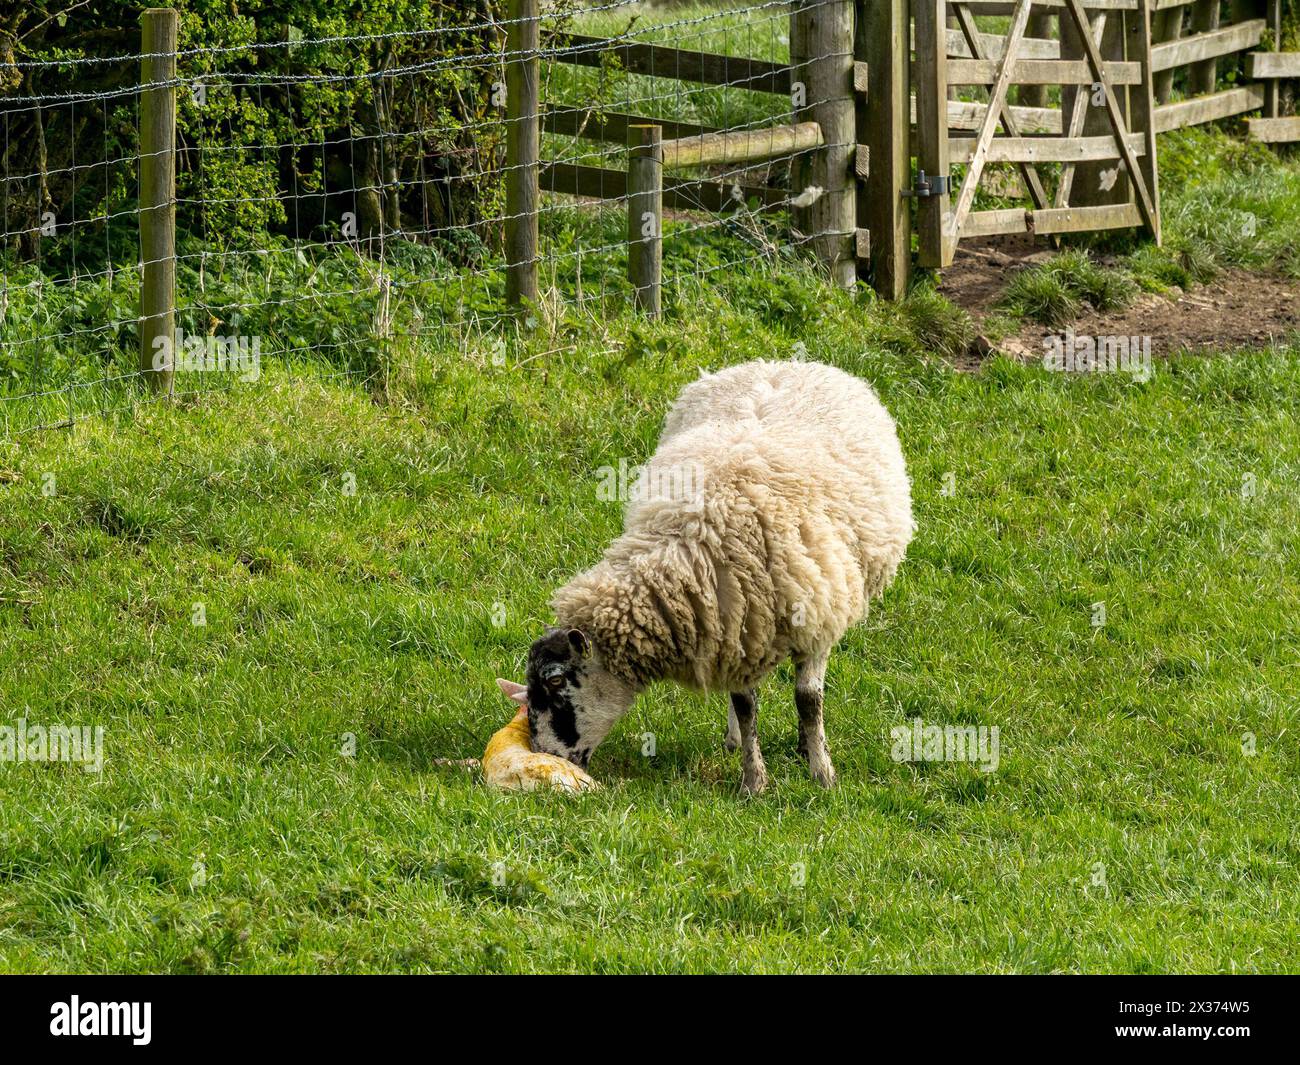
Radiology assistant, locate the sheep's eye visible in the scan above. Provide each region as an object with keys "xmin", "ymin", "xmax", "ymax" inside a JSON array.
[{"xmin": 546, "ymin": 674, "xmax": 565, "ymax": 690}]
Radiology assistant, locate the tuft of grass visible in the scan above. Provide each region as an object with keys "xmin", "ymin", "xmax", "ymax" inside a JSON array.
[
  {"xmin": 1057, "ymin": 251, "xmax": 1138, "ymax": 311},
  {"xmin": 1001, "ymin": 265, "xmax": 1083, "ymax": 326},
  {"xmin": 1001, "ymin": 250, "xmax": 1138, "ymax": 325},
  {"xmin": 1125, "ymin": 243, "xmax": 1217, "ymax": 293},
  {"xmin": 898, "ymin": 284, "xmax": 979, "ymax": 359}
]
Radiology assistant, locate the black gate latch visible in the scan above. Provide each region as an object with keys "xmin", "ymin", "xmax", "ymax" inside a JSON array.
[{"xmin": 903, "ymin": 170, "xmax": 952, "ymax": 198}]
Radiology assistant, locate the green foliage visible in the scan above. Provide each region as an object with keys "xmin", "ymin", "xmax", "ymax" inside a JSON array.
[
  {"xmin": 1157, "ymin": 126, "xmax": 1279, "ymax": 194},
  {"xmin": 6, "ymin": 1, "xmax": 506, "ymax": 265},
  {"xmin": 720, "ymin": 264, "xmax": 824, "ymax": 334}
]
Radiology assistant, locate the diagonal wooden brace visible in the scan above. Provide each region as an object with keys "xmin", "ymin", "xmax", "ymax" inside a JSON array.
[
  {"xmin": 949, "ymin": 0, "xmax": 1034, "ymax": 241},
  {"xmin": 1055, "ymin": 13, "xmax": 1108, "ymax": 209},
  {"xmin": 951, "ymin": 2, "xmax": 1050, "ymax": 213},
  {"xmin": 1062, "ymin": 0, "xmax": 1159, "ymax": 239}
]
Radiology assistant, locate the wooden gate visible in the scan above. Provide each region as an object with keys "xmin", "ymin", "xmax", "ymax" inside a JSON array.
[{"xmin": 913, "ymin": 0, "xmax": 1162, "ymax": 268}]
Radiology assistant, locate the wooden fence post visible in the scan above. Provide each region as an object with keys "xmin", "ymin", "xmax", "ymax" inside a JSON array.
[
  {"xmin": 505, "ymin": 0, "xmax": 539, "ymax": 310},
  {"xmin": 1019, "ymin": 14, "xmax": 1054, "ymax": 108},
  {"xmin": 1060, "ymin": 9, "xmax": 1129, "ymax": 209},
  {"xmin": 913, "ymin": 0, "xmax": 952, "ymax": 267},
  {"xmin": 1152, "ymin": 7, "xmax": 1184, "ymax": 104},
  {"xmin": 1128, "ymin": 0, "xmax": 1162, "ymax": 245},
  {"xmin": 1188, "ymin": 0, "xmax": 1221, "ymax": 97},
  {"xmin": 790, "ymin": 1, "xmax": 857, "ymax": 289},
  {"xmin": 627, "ymin": 124, "xmax": 662, "ymax": 317},
  {"xmin": 139, "ymin": 8, "xmax": 178, "ymax": 394},
  {"xmin": 857, "ymin": 0, "xmax": 910, "ymax": 299},
  {"xmin": 1265, "ymin": 0, "xmax": 1283, "ymax": 119}
]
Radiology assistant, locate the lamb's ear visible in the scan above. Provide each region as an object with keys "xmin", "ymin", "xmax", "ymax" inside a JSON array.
[
  {"xmin": 496, "ymin": 678, "xmax": 529, "ymax": 705},
  {"xmin": 567, "ymin": 628, "xmax": 591, "ymax": 659}
]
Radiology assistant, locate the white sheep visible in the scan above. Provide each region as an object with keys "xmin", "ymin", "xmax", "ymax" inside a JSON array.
[{"xmin": 513, "ymin": 359, "xmax": 913, "ymax": 793}]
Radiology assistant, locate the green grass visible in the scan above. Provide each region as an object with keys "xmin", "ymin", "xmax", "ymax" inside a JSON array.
[
  {"xmin": 4, "ymin": 15, "xmax": 1300, "ymax": 971},
  {"xmin": 2, "ymin": 257, "xmax": 1299, "ymax": 972},
  {"xmin": 1002, "ymin": 250, "xmax": 1139, "ymax": 326},
  {"xmin": 543, "ymin": 2, "xmax": 794, "ymax": 172}
]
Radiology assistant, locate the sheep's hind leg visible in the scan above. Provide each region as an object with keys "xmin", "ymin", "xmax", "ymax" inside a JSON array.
[
  {"xmin": 730, "ymin": 690, "xmax": 767, "ymax": 796},
  {"xmin": 724, "ymin": 703, "xmax": 741, "ymax": 751},
  {"xmin": 795, "ymin": 653, "xmax": 836, "ymax": 788}
]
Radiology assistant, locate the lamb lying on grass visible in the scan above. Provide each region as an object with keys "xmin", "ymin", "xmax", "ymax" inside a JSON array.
[{"xmin": 514, "ymin": 359, "xmax": 913, "ymax": 794}]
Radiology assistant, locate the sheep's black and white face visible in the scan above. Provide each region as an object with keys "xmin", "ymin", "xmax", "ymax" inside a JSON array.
[{"xmin": 524, "ymin": 627, "xmax": 631, "ymax": 768}]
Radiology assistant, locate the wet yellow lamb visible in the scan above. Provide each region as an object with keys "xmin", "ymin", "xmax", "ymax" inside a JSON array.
[{"xmin": 481, "ymin": 679, "xmax": 598, "ymax": 793}]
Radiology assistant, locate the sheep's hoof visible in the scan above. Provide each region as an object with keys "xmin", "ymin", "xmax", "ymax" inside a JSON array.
[
  {"xmin": 809, "ymin": 748, "xmax": 837, "ymax": 788},
  {"xmin": 724, "ymin": 732, "xmax": 740, "ymax": 752},
  {"xmin": 740, "ymin": 764, "xmax": 768, "ymax": 796},
  {"xmin": 810, "ymin": 763, "xmax": 837, "ymax": 789}
]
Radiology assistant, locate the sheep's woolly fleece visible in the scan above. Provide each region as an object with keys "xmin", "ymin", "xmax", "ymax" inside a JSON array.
[{"xmin": 551, "ymin": 359, "xmax": 914, "ymax": 692}]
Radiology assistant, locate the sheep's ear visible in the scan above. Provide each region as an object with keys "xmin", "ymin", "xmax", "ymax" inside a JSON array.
[
  {"xmin": 567, "ymin": 628, "xmax": 591, "ymax": 659},
  {"xmin": 496, "ymin": 678, "xmax": 529, "ymax": 705}
]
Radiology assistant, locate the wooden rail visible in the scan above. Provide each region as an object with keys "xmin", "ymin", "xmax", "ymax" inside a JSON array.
[
  {"xmin": 1151, "ymin": 18, "xmax": 1264, "ymax": 71},
  {"xmin": 550, "ymin": 33, "xmax": 791, "ymax": 94},
  {"xmin": 540, "ymin": 163, "xmax": 786, "ymax": 212},
  {"xmin": 963, "ymin": 202, "xmax": 1144, "ymax": 238},
  {"xmin": 948, "ymin": 132, "xmax": 1147, "ymax": 164},
  {"xmin": 1155, "ymin": 85, "xmax": 1266, "ymax": 132},
  {"xmin": 543, "ymin": 106, "xmax": 717, "ymax": 144},
  {"xmin": 945, "ymin": 27, "xmax": 1059, "ymax": 58},
  {"xmin": 945, "ymin": 58, "xmax": 1143, "ymax": 84},
  {"xmin": 1247, "ymin": 117, "xmax": 1300, "ymax": 143},
  {"xmin": 1247, "ymin": 52, "xmax": 1300, "ymax": 79},
  {"xmin": 660, "ymin": 122, "xmax": 824, "ymax": 170}
]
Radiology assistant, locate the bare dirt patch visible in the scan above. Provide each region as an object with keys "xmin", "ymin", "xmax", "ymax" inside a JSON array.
[{"xmin": 940, "ymin": 238, "xmax": 1300, "ymax": 370}]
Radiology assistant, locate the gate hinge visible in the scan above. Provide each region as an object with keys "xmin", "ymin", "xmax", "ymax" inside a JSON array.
[{"xmin": 903, "ymin": 171, "xmax": 952, "ymax": 198}]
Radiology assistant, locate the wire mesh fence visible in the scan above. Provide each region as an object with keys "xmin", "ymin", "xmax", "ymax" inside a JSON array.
[
  {"xmin": 1, "ymin": 1, "xmax": 854, "ymax": 443},
  {"xmin": 3, "ymin": 0, "xmax": 1294, "ymax": 443}
]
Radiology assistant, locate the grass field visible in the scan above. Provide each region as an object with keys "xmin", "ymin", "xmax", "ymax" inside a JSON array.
[
  {"xmin": 2, "ymin": 255, "xmax": 1299, "ymax": 971},
  {"xmin": 2, "ymin": 1, "xmax": 1299, "ymax": 975}
]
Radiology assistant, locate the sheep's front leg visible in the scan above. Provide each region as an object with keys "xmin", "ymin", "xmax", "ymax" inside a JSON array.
[
  {"xmin": 730, "ymin": 689, "xmax": 767, "ymax": 796},
  {"xmin": 795, "ymin": 653, "xmax": 836, "ymax": 788}
]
